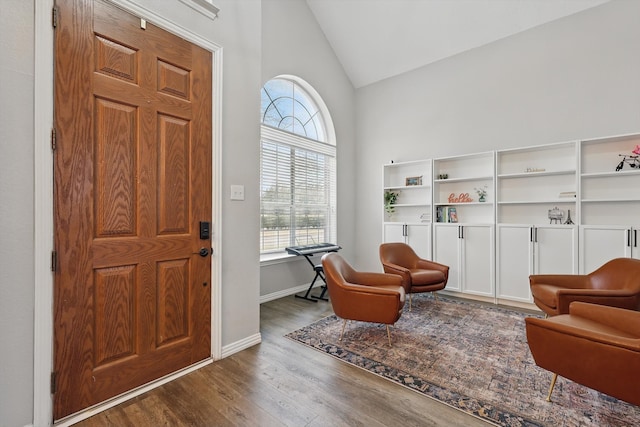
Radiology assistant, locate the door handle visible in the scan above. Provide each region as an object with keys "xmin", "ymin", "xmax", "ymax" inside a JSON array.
[{"xmin": 199, "ymin": 248, "xmax": 211, "ymax": 257}]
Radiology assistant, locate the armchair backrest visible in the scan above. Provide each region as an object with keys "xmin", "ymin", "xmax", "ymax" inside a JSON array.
[
  {"xmin": 379, "ymin": 242, "xmax": 419, "ymax": 269},
  {"xmin": 589, "ymin": 258, "xmax": 640, "ymax": 291},
  {"xmin": 321, "ymin": 253, "xmax": 404, "ymax": 325}
]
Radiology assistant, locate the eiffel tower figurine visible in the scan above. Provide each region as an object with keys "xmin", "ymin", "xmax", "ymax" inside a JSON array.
[{"xmin": 564, "ymin": 209, "xmax": 574, "ymax": 225}]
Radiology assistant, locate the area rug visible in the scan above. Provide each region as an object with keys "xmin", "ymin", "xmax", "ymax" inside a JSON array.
[{"xmin": 285, "ymin": 295, "xmax": 640, "ymax": 427}]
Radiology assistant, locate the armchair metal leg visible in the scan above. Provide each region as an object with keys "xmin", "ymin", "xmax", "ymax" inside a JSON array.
[
  {"xmin": 386, "ymin": 325, "xmax": 392, "ymax": 347},
  {"xmin": 339, "ymin": 319, "xmax": 347, "ymax": 341},
  {"xmin": 546, "ymin": 373, "xmax": 558, "ymax": 402},
  {"xmin": 433, "ymin": 291, "xmax": 438, "ymax": 302},
  {"xmin": 408, "ymin": 294, "xmax": 413, "ymax": 311}
]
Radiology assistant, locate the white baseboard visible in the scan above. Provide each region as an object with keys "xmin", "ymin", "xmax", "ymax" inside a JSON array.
[
  {"xmin": 221, "ymin": 332, "xmax": 262, "ymax": 358},
  {"xmin": 260, "ymin": 283, "xmax": 323, "ymax": 304}
]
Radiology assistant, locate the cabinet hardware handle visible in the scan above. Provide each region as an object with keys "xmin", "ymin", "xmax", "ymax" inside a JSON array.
[
  {"xmin": 628, "ymin": 229, "xmax": 632, "ymax": 247},
  {"xmin": 635, "ymin": 229, "xmax": 638, "ymax": 248}
]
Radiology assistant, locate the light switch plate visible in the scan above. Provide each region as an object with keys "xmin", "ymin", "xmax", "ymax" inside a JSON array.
[{"xmin": 230, "ymin": 184, "xmax": 245, "ymax": 201}]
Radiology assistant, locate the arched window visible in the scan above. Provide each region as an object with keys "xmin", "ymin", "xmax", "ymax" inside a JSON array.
[{"xmin": 260, "ymin": 76, "xmax": 337, "ymax": 254}]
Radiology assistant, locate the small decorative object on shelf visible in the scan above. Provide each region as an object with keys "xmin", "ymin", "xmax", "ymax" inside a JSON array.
[
  {"xmin": 448, "ymin": 207, "xmax": 458, "ymax": 223},
  {"xmin": 420, "ymin": 213, "xmax": 431, "ymax": 223},
  {"xmin": 384, "ymin": 190, "xmax": 399, "ymax": 217},
  {"xmin": 558, "ymin": 191, "xmax": 576, "ymax": 198},
  {"xmin": 548, "ymin": 206, "xmax": 564, "ymax": 224},
  {"xmin": 564, "ymin": 209, "xmax": 574, "ymax": 225},
  {"xmin": 436, "ymin": 206, "xmax": 456, "ymax": 223},
  {"xmin": 474, "ymin": 185, "xmax": 488, "ymax": 202},
  {"xmin": 405, "ymin": 175, "xmax": 422, "ymax": 186},
  {"xmin": 615, "ymin": 152, "xmax": 640, "ymax": 171},
  {"xmin": 438, "ymin": 173, "xmax": 449, "ymax": 179},
  {"xmin": 525, "ymin": 167, "xmax": 546, "ymax": 173},
  {"xmin": 448, "ymin": 192, "xmax": 473, "ymax": 203}
]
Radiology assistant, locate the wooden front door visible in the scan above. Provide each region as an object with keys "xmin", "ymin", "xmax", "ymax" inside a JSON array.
[{"xmin": 53, "ymin": 0, "xmax": 212, "ymax": 419}]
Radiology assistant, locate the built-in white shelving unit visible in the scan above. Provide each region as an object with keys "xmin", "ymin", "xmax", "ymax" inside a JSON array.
[
  {"xmin": 382, "ymin": 159, "xmax": 432, "ymax": 258},
  {"xmin": 379, "ymin": 132, "xmax": 640, "ymax": 309},
  {"xmin": 580, "ymin": 133, "xmax": 640, "ymax": 273},
  {"xmin": 433, "ymin": 151, "xmax": 494, "ymax": 225},
  {"xmin": 432, "ymin": 152, "xmax": 495, "ymax": 299},
  {"xmin": 495, "ymin": 142, "xmax": 579, "ymax": 304}
]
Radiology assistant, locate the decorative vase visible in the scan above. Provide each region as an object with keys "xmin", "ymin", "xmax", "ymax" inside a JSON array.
[{"xmin": 479, "ymin": 195, "xmax": 486, "ymax": 202}]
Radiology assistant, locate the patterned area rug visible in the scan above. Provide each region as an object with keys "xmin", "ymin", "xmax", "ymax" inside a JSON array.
[{"xmin": 286, "ymin": 295, "xmax": 640, "ymax": 427}]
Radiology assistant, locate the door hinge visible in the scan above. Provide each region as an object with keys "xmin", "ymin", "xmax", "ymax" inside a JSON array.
[
  {"xmin": 50, "ymin": 371, "xmax": 57, "ymax": 394},
  {"xmin": 51, "ymin": 251, "xmax": 57, "ymax": 272},
  {"xmin": 51, "ymin": 128, "xmax": 57, "ymax": 151},
  {"xmin": 52, "ymin": 6, "xmax": 58, "ymax": 28}
]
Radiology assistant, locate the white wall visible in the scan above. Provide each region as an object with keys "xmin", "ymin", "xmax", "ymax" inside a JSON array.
[
  {"xmin": 354, "ymin": 0, "xmax": 640, "ymax": 271},
  {"xmin": 0, "ymin": 1, "xmax": 35, "ymax": 425},
  {"xmin": 260, "ymin": 0, "xmax": 356, "ymax": 298}
]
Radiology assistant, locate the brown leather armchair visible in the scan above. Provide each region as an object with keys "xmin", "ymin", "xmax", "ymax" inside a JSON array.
[
  {"xmin": 525, "ymin": 302, "xmax": 640, "ymax": 405},
  {"xmin": 379, "ymin": 242, "xmax": 449, "ymax": 310},
  {"xmin": 529, "ymin": 257, "xmax": 640, "ymax": 316},
  {"xmin": 321, "ymin": 253, "xmax": 405, "ymax": 346}
]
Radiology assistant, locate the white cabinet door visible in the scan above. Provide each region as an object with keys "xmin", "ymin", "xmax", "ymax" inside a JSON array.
[
  {"xmin": 580, "ymin": 225, "xmax": 633, "ymax": 273},
  {"xmin": 383, "ymin": 223, "xmax": 432, "ymax": 259},
  {"xmin": 382, "ymin": 223, "xmax": 406, "ymax": 244},
  {"xmin": 498, "ymin": 224, "xmax": 578, "ymax": 302},
  {"xmin": 406, "ymin": 224, "xmax": 432, "ymax": 259},
  {"xmin": 497, "ymin": 225, "xmax": 532, "ymax": 302},
  {"xmin": 433, "ymin": 224, "xmax": 461, "ymax": 292},
  {"xmin": 461, "ymin": 224, "xmax": 494, "ymax": 297},
  {"xmin": 535, "ymin": 226, "xmax": 578, "ymax": 275}
]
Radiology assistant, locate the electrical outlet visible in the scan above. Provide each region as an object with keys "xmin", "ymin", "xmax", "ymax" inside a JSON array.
[{"xmin": 230, "ymin": 185, "xmax": 245, "ymax": 201}]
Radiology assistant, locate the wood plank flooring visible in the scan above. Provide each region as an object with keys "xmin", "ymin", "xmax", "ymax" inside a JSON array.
[{"xmin": 74, "ymin": 296, "xmax": 491, "ymax": 426}]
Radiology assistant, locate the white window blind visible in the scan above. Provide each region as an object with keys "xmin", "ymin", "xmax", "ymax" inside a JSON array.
[{"xmin": 260, "ymin": 126, "xmax": 336, "ymax": 253}]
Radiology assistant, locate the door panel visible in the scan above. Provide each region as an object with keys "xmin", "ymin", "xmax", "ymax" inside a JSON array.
[
  {"xmin": 433, "ymin": 224, "xmax": 460, "ymax": 291},
  {"xmin": 580, "ymin": 225, "xmax": 631, "ymax": 273},
  {"xmin": 53, "ymin": 0, "xmax": 212, "ymax": 419},
  {"xmin": 461, "ymin": 225, "xmax": 493, "ymax": 296},
  {"xmin": 497, "ymin": 224, "xmax": 532, "ymax": 301},
  {"xmin": 535, "ymin": 226, "xmax": 577, "ymax": 275}
]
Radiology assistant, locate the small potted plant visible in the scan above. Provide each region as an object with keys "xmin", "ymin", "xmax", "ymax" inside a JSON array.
[
  {"xmin": 384, "ymin": 190, "xmax": 399, "ymax": 217},
  {"xmin": 474, "ymin": 185, "xmax": 488, "ymax": 202}
]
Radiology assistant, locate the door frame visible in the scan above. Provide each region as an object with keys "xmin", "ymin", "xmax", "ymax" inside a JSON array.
[{"xmin": 34, "ymin": 1, "xmax": 222, "ymax": 425}]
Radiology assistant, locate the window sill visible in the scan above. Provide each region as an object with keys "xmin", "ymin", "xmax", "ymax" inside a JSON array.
[{"xmin": 260, "ymin": 252, "xmax": 299, "ymax": 266}]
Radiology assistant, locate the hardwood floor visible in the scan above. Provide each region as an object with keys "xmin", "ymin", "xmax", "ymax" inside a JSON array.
[{"xmin": 74, "ymin": 296, "xmax": 491, "ymax": 426}]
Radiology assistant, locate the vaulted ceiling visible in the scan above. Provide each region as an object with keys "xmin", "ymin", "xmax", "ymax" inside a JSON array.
[{"xmin": 305, "ymin": 0, "xmax": 610, "ymax": 88}]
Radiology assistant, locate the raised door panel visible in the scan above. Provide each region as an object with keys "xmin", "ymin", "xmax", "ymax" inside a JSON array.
[
  {"xmin": 534, "ymin": 226, "xmax": 577, "ymax": 275},
  {"xmin": 406, "ymin": 224, "xmax": 432, "ymax": 260},
  {"xmin": 496, "ymin": 225, "xmax": 532, "ymax": 302},
  {"xmin": 461, "ymin": 225, "xmax": 494, "ymax": 297},
  {"xmin": 433, "ymin": 225, "xmax": 460, "ymax": 292},
  {"xmin": 382, "ymin": 223, "xmax": 406, "ymax": 244},
  {"xmin": 579, "ymin": 226, "xmax": 630, "ymax": 273}
]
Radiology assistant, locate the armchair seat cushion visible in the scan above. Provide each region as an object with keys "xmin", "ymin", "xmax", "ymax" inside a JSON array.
[
  {"xmin": 410, "ymin": 269, "xmax": 446, "ymax": 286},
  {"xmin": 544, "ymin": 315, "xmax": 639, "ymax": 348}
]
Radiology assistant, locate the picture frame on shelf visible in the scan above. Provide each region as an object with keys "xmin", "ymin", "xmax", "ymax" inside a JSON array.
[
  {"xmin": 448, "ymin": 207, "xmax": 458, "ymax": 223},
  {"xmin": 405, "ymin": 175, "xmax": 422, "ymax": 186}
]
